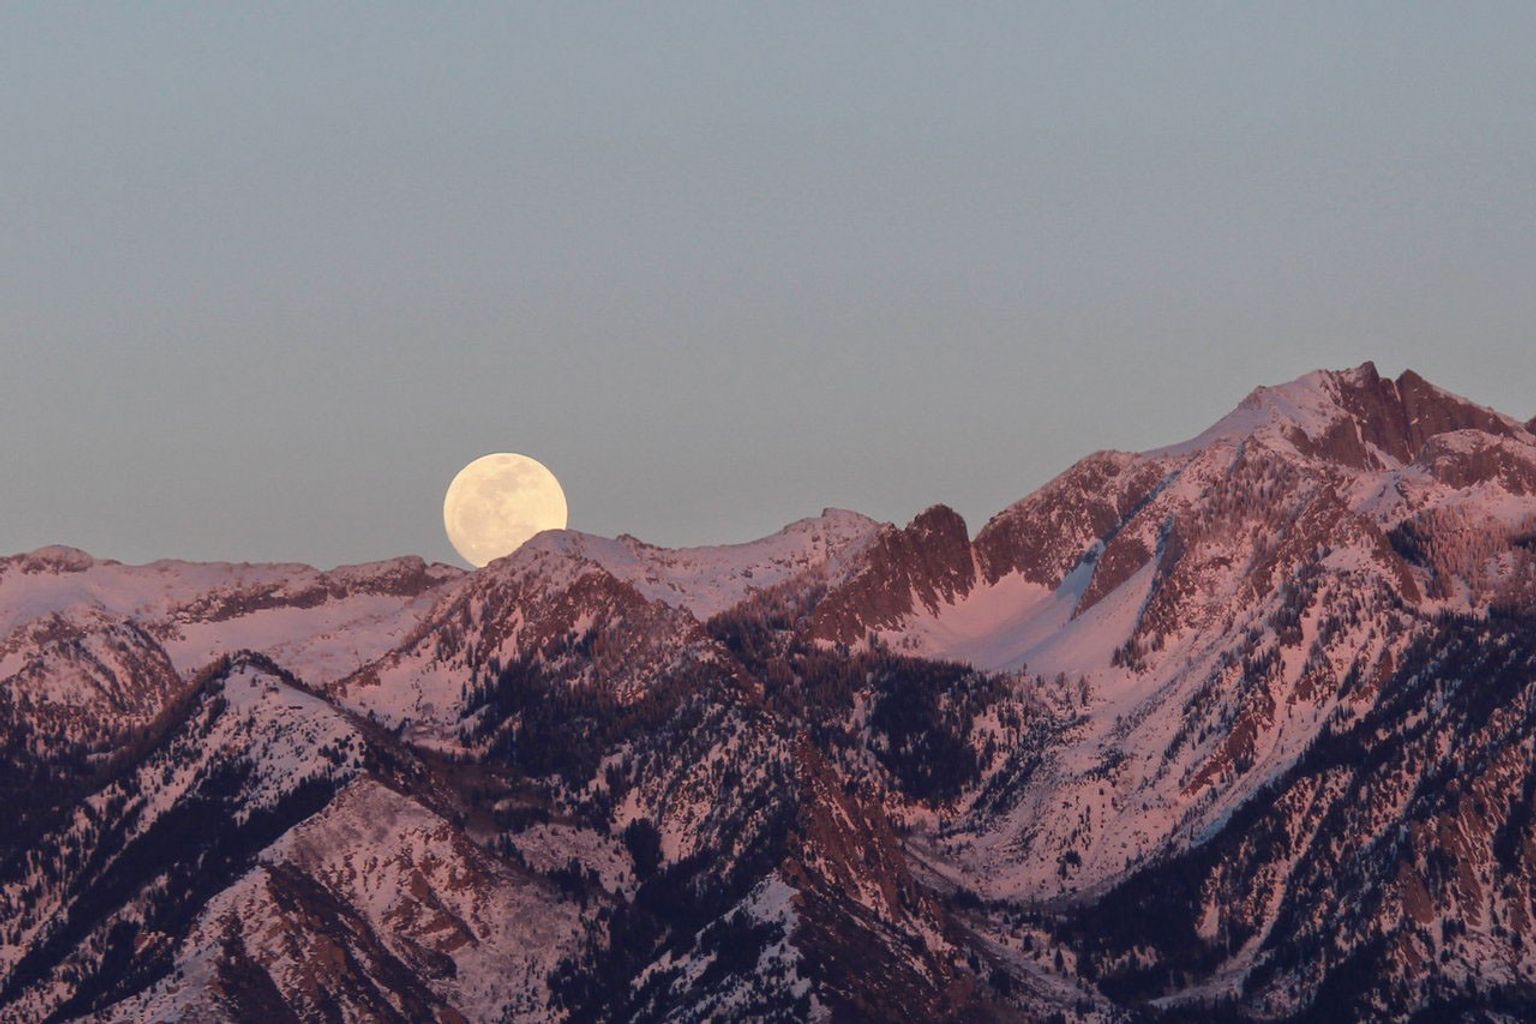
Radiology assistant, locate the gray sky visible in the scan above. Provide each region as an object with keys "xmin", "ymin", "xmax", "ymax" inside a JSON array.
[{"xmin": 3, "ymin": 3, "xmax": 1533, "ymax": 568}]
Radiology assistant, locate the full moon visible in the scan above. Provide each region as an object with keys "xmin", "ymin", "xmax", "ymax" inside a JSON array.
[{"xmin": 443, "ymin": 453, "xmax": 569, "ymax": 567}]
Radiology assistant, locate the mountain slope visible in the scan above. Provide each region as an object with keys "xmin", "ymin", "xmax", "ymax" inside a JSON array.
[{"xmin": 4, "ymin": 363, "xmax": 1536, "ymax": 1022}]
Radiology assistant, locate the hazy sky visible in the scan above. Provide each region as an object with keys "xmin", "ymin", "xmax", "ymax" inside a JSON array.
[{"xmin": 3, "ymin": 4, "xmax": 1533, "ymax": 567}]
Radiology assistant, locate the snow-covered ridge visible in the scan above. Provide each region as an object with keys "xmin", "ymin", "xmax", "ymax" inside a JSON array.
[
  {"xmin": 0, "ymin": 551, "xmax": 465, "ymax": 686},
  {"xmin": 6, "ymin": 363, "xmax": 1536, "ymax": 1023},
  {"xmin": 510, "ymin": 507, "xmax": 883, "ymax": 619}
]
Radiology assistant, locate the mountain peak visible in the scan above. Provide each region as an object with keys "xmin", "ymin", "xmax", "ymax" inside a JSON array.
[
  {"xmin": 907, "ymin": 503, "xmax": 969, "ymax": 539},
  {"xmin": 1160, "ymin": 362, "xmax": 1528, "ymax": 469},
  {"xmin": 503, "ymin": 509, "xmax": 885, "ymax": 620},
  {"xmin": 9, "ymin": 365, "xmax": 1536, "ymax": 1023},
  {"xmin": 10, "ymin": 545, "xmax": 99, "ymax": 574}
]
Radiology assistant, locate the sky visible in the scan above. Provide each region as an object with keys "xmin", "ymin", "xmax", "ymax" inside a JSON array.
[{"xmin": 3, "ymin": 3, "xmax": 1534, "ymax": 568}]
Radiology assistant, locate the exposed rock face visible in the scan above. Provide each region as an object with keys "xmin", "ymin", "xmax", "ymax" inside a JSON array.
[
  {"xmin": 1413, "ymin": 431, "xmax": 1536, "ymax": 493},
  {"xmin": 1301, "ymin": 362, "xmax": 1522, "ymax": 467},
  {"xmin": 4, "ymin": 364, "xmax": 1536, "ymax": 1023},
  {"xmin": 810, "ymin": 505, "xmax": 976, "ymax": 644},
  {"xmin": 973, "ymin": 452, "xmax": 1167, "ymax": 587}
]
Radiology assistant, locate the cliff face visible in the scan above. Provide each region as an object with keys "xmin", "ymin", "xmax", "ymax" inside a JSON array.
[{"xmin": 809, "ymin": 504, "xmax": 976, "ymax": 645}]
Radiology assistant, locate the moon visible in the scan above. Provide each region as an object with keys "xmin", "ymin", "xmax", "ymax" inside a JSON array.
[{"xmin": 443, "ymin": 453, "xmax": 568, "ymax": 567}]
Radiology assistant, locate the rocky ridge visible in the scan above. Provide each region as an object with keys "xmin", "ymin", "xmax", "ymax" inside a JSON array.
[{"xmin": 3, "ymin": 364, "xmax": 1536, "ymax": 1022}]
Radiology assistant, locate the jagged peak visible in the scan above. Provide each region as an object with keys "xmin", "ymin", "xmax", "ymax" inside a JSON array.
[
  {"xmin": 1153, "ymin": 362, "xmax": 1529, "ymax": 468},
  {"xmin": 854, "ymin": 503, "xmax": 972, "ymax": 565},
  {"xmin": 977, "ymin": 450, "xmax": 1151, "ymax": 534},
  {"xmin": 904, "ymin": 503, "xmax": 970, "ymax": 540}
]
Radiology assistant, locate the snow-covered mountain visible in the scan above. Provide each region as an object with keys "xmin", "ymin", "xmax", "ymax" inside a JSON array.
[{"xmin": 4, "ymin": 363, "xmax": 1536, "ymax": 1022}]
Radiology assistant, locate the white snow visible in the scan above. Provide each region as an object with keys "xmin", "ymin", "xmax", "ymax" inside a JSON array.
[{"xmin": 517, "ymin": 508, "xmax": 883, "ymax": 620}]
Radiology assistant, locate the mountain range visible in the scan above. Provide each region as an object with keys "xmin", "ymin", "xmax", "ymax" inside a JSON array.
[{"xmin": 4, "ymin": 363, "xmax": 1536, "ymax": 1022}]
